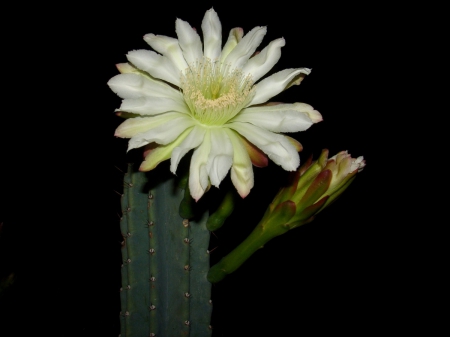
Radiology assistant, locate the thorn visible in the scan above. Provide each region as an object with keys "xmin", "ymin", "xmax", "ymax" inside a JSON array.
[
  {"xmin": 184, "ymin": 320, "xmax": 190, "ymax": 326},
  {"xmin": 182, "ymin": 219, "xmax": 189, "ymax": 227},
  {"xmin": 113, "ymin": 190, "xmax": 122, "ymax": 196},
  {"xmin": 148, "ymin": 194, "xmax": 153, "ymax": 199},
  {"xmin": 123, "ymin": 182, "xmax": 133, "ymax": 188},
  {"xmin": 116, "ymin": 212, "xmax": 121, "ymax": 219},
  {"xmin": 114, "ymin": 165, "xmax": 125, "ymax": 173},
  {"xmin": 209, "ymin": 325, "xmax": 213, "ymax": 330},
  {"xmin": 184, "ymin": 292, "xmax": 191, "ymax": 298},
  {"xmin": 184, "ymin": 265, "xmax": 191, "ymax": 271},
  {"xmin": 211, "ymin": 231, "xmax": 219, "ymax": 239},
  {"xmin": 209, "ymin": 300, "xmax": 212, "ymax": 304},
  {"xmin": 149, "ymin": 333, "xmax": 156, "ymax": 337},
  {"xmin": 148, "ymin": 248, "xmax": 155, "ymax": 255},
  {"xmin": 126, "ymin": 285, "xmax": 131, "ymax": 290},
  {"xmin": 206, "ymin": 246, "xmax": 218, "ymax": 254},
  {"xmin": 150, "ymin": 276, "xmax": 156, "ymax": 282},
  {"xmin": 149, "ymin": 304, "xmax": 156, "ymax": 311},
  {"xmin": 183, "ymin": 238, "xmax": 190, "ymax": 244}
]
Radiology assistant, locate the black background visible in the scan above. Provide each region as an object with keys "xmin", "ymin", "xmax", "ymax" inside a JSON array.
[{"xmin": 0, "ymin": 2, "xmax": 399, "ymax": 336}]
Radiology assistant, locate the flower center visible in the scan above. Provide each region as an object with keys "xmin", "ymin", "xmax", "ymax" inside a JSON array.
[{"xmin": 181, "ymin": 58, "xmax": 255, "ymax": 126}]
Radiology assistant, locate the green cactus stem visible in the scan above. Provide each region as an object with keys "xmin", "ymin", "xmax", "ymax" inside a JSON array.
[{"xmin": 119, "ymin": 163, "xmax": 212, "ymax": 337}]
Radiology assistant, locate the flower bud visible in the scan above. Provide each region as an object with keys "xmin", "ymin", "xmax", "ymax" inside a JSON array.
[{"xmin": 278, "ymin": 149, "xmax": 366, "ymax": 228}]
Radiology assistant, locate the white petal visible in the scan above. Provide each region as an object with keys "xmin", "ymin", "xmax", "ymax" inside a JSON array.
[
  {"xmin": 139, "ymin": 127, "xmax": 193, "ymax": 171},
  {"xmin": 223, "ymin": 26, "xmax": 267, "ymax": 69},
  {"xmin": 175, "ymin": 18, "xmax": 203, "ymax": 65},
  {"xmin": 118, "ymin": 96, "xmax": 190, "ymax": 116},
  {"xmin": 127, "ymin": 114, "xmax": 195, "ymax": 151},
  {"xmin": 189, "ymin": 130, "xmax": 211, "ymax": 201},
  {"xmin": 232, "ymin": 103, "xmax": 322, "ymax": 132},
  {"xmin": 115, "ymin": 112, "xmax": 183, "ymax": 138},
  {"xmin": 107, "ymin": 73, "xmax": 182, "ymax": 100},
  {"xmin": 242, "ymin": 38, "xmax": 285, "ymax": 83},
  {"xmin": 126, "ymin": 50, "xmax": 182, "ymax": 87},
  {"xmin": 224, "ymin": 129, "xmax": 254, "ymax": 198},
  {"xmin": 201, "ymin": 8, "xmax": 222, "ymax": 60},
  {"xmin": 170, "ymin": 125, "xmax": 206, "ymax": 174},
  {"xmin": 143, "ymin": 34, "xmax": 188, "ymax": 72},
  {"xmin": 250, "ymin": 68, "xmax": 311, "ymax": 106},
  {"xmin": 220, "ymin": 28, "xmax": 244, "ymax": 64},
  {"xmin": 228, "ymin": 122, "xmax": 300, "ymax": 171},
  {"xmin": 207, "ymin": 129, "xmax": 233, "ymax": 188}
]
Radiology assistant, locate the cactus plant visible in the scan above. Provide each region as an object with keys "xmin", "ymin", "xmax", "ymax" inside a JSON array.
[{"xmin": 119, "ymin": 163, "xmax": 212, "ymax": 337}]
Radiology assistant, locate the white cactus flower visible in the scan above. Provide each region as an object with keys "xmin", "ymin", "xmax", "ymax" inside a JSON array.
[{"xmin": 109, "ymin": 8, "xmax": 322, "ymax": 201}]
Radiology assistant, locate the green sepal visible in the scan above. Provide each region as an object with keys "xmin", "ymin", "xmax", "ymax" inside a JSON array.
[
  {"xmin": 270, "ymin": 167, "xmax": 302, "ymax": 208},
  {"xmin": 297, "ymin": 169, "xmax": 332, "ymax": 212},
  {"xmin": 298, "ymin": 154, "xmax": 314, "ymax": 176},
  {"xmin": 206, "ymin": 190, "xmax": 235, "ymax": 231},
  {"xmin": 288, "ymin": 195, "xmax": 329, "ymax": 226},
  {"xmin": 263, "ymin": 200, "xmax": 296, "ymax": 236},
  {"xmin": 291, "ymin": 149, "xmax": 329, "ymax": 204}
]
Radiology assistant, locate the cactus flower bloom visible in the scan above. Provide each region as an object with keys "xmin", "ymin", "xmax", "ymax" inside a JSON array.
[{"xmin": 108, "ymin": 8, "xmax": 322, "ymax": 201}]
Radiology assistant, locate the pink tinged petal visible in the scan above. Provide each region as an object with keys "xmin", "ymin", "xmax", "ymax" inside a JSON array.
[
  {"xmin": 233, "ymin": 102, "xmax": 322, "ymax": 132},
  {"xmin": 126, "ymin": 50, "xmax": 182, "ymax": 87},
  {"xmin": 127, "ymin": 114, "xmax": 196, "ymax": 151},
  {"xmin": 285, "ymin": 136, "xmax": 303, "ymax": 152},
  {"xmin": 242, "ymin": 38, "xmax": 285, "ymax": 83},
  {"xmin": 225, "ymin": 129, "xmax": 254, "ymax": 198},
  {"xmin": 189, "ymin": 130, "xmax": 212, "ymax": 201},
  {"xmin": 115, "ymin": 112, "xmax": 183, "ymax": 138},
  {"xmin": 207, "ymin": 129, "xmax": 233, "ymax": 188},
  {"xmin": 143, "ymin": 34, "xmax": 188, "ymax": 72},
  {"xmin": 170, "ymin": 126, "xmax": 206, "ymax": 174},
  {"xmin": 228, "ymin": 122, "xmax": 300, "ymax": 171},
  {"xmin": 234, "ymin": 133, "xmax": 268, "ymax": 167},
  {"xmin": 223, "ymin": 26, "xmax": 267, "ymax": 70},
  {"xmin": 118, "ymin": 96, "xmax": 190, "ymax": 116},
  {"xmin": 116, "ymin": 62, "xmax": 139, "ymax": 74},
  {"xmin": 139, "ymin": 127, "xmax": 193, "ymax": 172},
  {"xmin": 175, "ymin": 18, "xmax": 203, "ymax": 65},
  {"xmin": 250, "ymin": 68, "xmax": 311, "ymax": 106},
  {"xmin": 143, "ymin": 142, "xmax": 158, "ymax": 158},
  {"xmin": 107, "ymin": 73, "xmax": 182, "ymax": 100},
  {"xmin": 201, "ymin": 8, "xmax": 222, "ymax": 60},
  {"xmin": 220, "ymin": 28, "xmax": 244, "ymax": 64}
]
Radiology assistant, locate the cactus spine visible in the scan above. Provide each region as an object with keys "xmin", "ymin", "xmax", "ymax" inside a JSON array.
[{"xmin": 120, "ymin": 163, "xmax": 212, "ymax": 337}]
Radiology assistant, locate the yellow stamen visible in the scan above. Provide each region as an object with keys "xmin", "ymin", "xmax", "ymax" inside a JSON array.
[{"xmin": 181, "ymin": 58, "xmax": 255, "ymax": 126}]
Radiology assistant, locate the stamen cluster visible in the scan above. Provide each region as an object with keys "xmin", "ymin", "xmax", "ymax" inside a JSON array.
[{"xmin": 181, "ymin": 58, "xmax": 255, "ymax": 126}]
